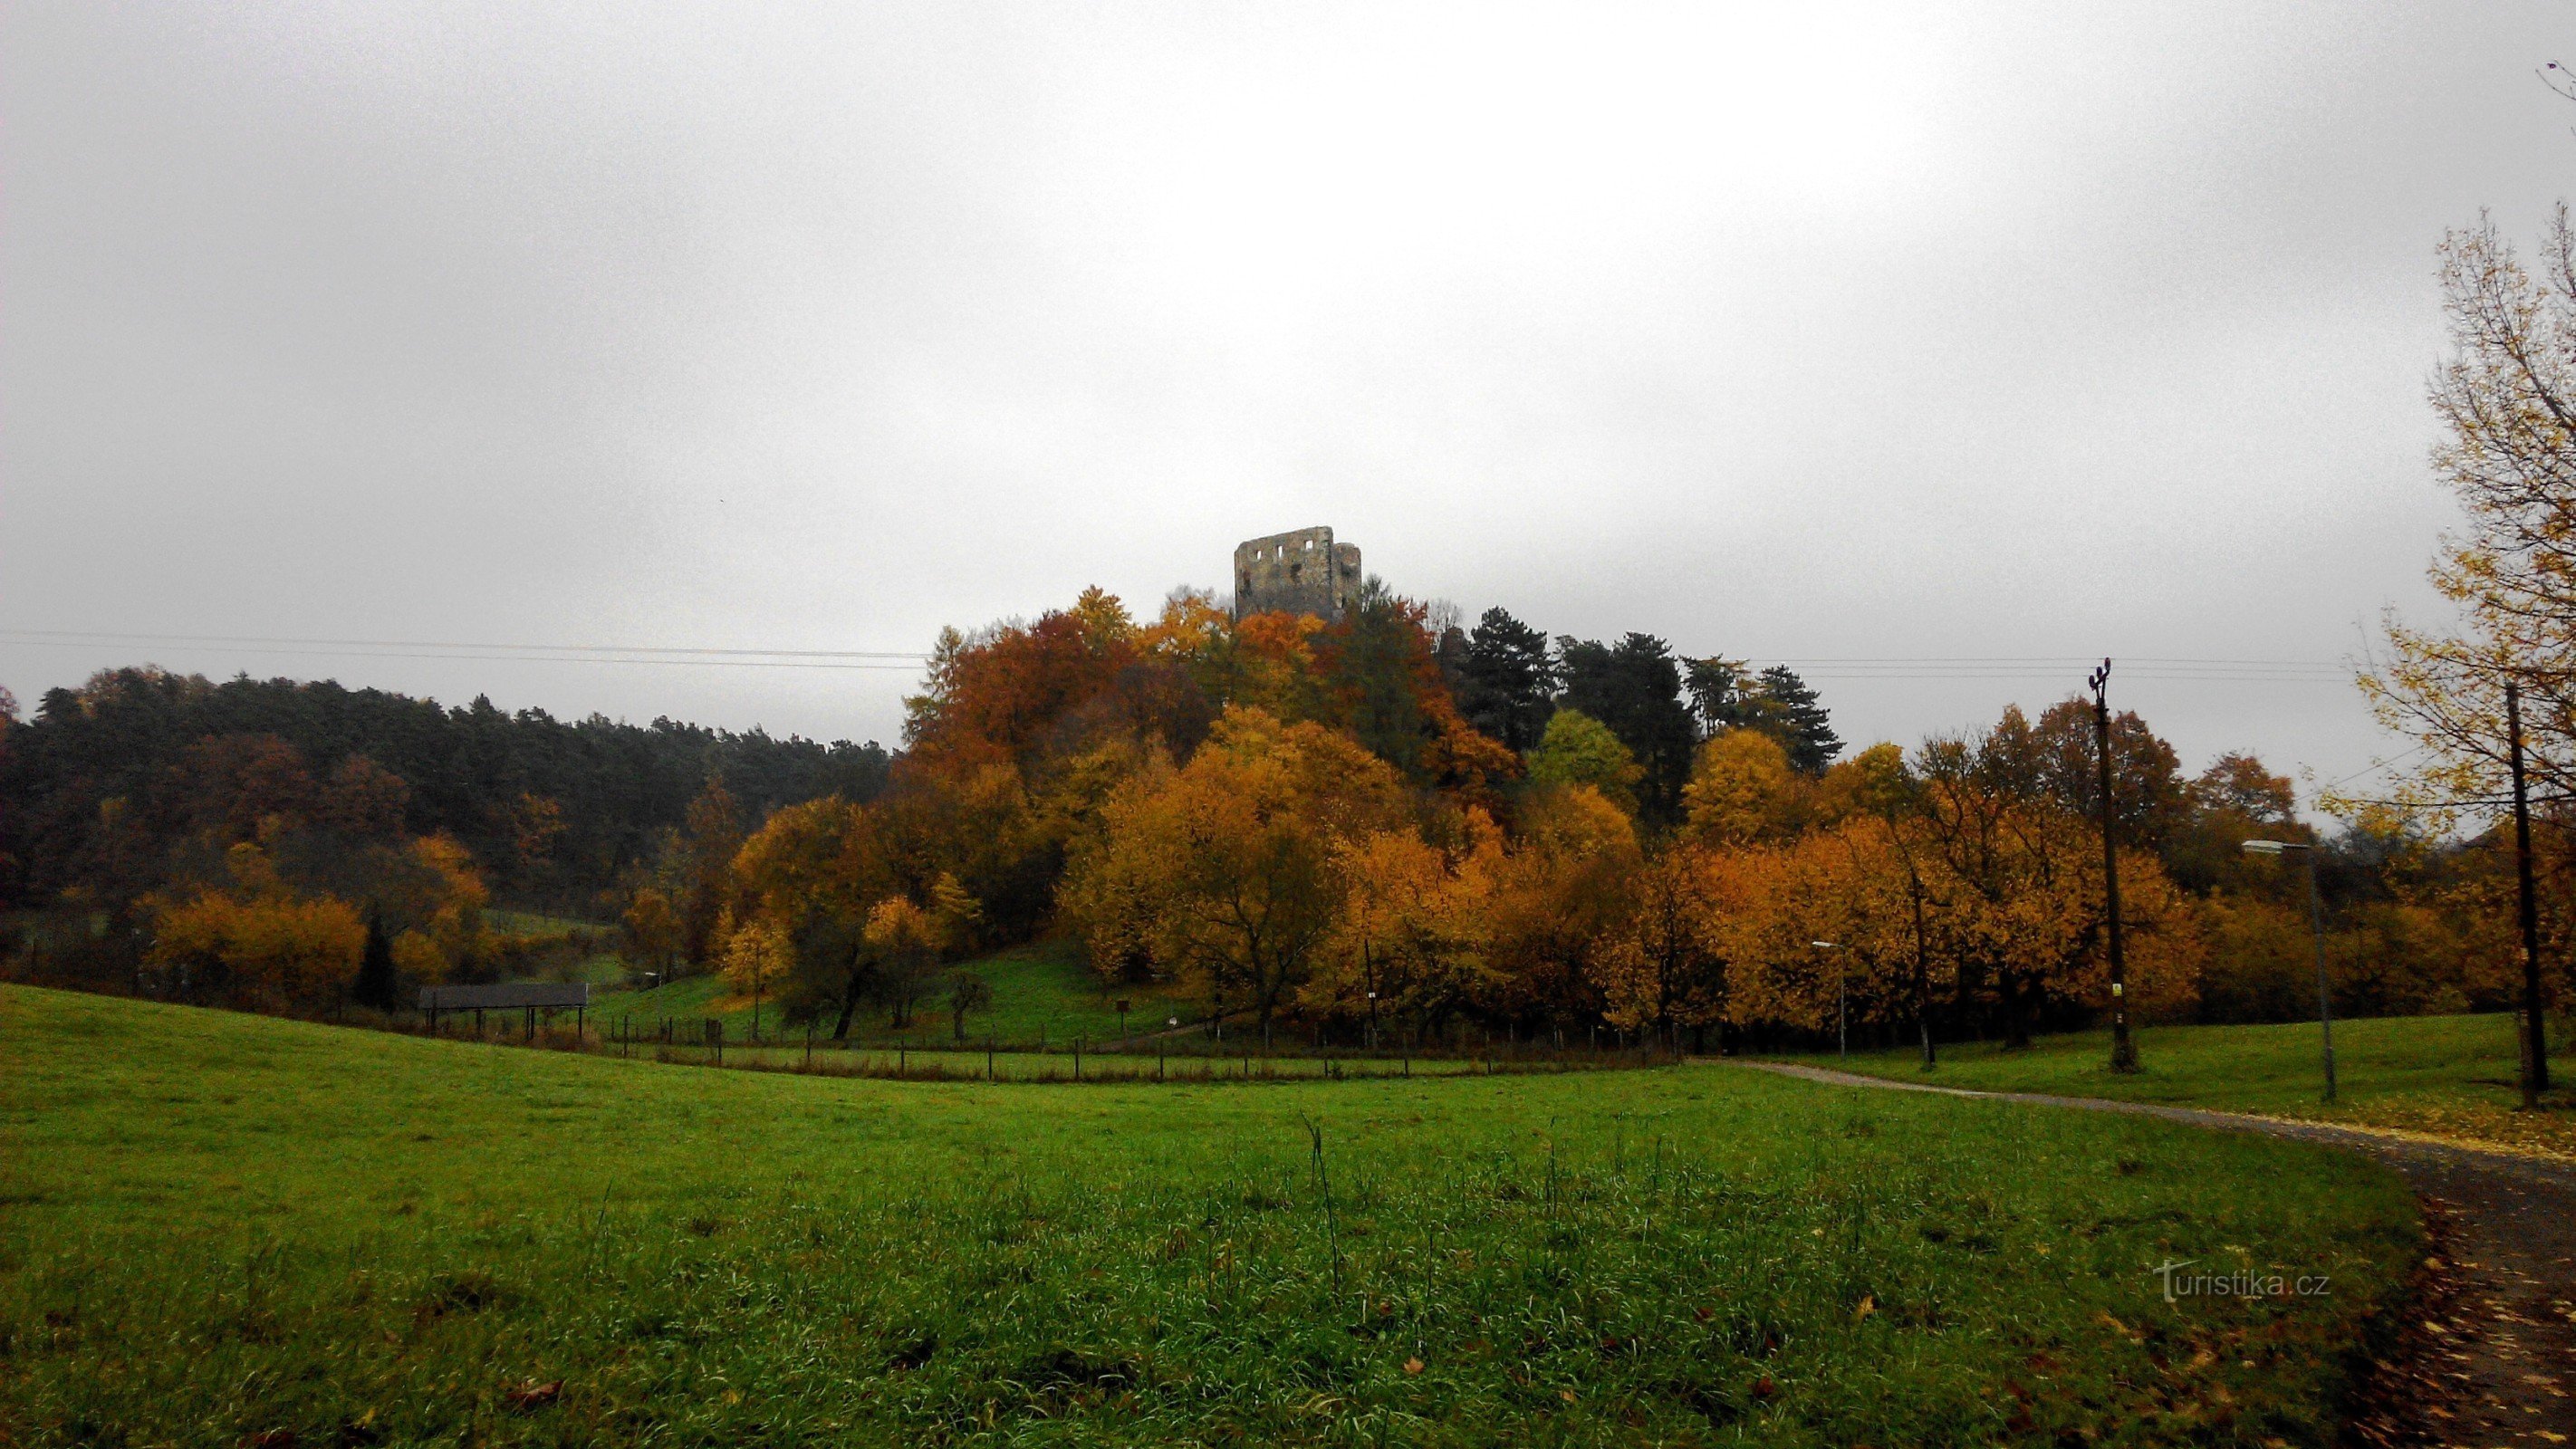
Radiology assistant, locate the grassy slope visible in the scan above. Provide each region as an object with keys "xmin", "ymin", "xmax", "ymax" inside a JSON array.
[
  {"xmin": 0, "ymin": 985, "xmax": 2416, "ymax": 1447},
  {"xmin": 1801, "ymin": 1012, "xmax": 2576, "ymax": 1159},
  {"xmin": 483, "ymin": 910, "xmax": 627, "ymax": 984},
  {"xmin": 600, "ymin": 937, "xmax": 1199, "ymax": 1048}
]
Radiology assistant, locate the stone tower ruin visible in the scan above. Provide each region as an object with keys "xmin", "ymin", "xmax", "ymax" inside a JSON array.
[{"xmin": 1233, "ymin": 526, "xmax": 1361, "ymax": 622}]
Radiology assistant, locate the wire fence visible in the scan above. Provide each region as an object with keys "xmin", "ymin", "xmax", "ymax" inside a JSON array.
[{"xmin": 396, "ymin": 1009, "xmax": 1684, "ymax": 1084}]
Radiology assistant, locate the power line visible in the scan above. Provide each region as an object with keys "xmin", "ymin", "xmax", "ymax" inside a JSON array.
[
  {"xmin": 0, "ymin": 629, "xmax": 929, "ymax": 671},
  {"xmin": 0, "ymin": 629, "xmax": 929, "ymax": 660},
  {"xmin": 0, "ymin": 628, "xmax": 2360, "ymax": 683}
]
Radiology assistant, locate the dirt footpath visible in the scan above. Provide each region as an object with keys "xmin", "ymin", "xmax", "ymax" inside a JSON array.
[{"xmin": 1740, "ymin": 1061, "xmax": 2576, "ymax": 1444}]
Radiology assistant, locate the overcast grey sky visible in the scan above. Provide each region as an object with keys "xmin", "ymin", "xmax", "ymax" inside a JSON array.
[{"xmin": 4, "ymin": 3, "xmax": 2568, "ymax": 802}]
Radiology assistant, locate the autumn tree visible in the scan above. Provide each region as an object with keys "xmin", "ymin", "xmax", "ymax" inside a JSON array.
[
  {"xmin": 142, "ymin": 842, "xmax": 366, "ymax": 1008},
  {"xmin": 622, "ymin": 887, "xmax": 684, "ymax": 979},
  {"xmin": 1303, "ymin": 820, "xmax": 1499, "ymax": 1040},
  {"xmin": 1591, "ymin": 844, "xmax": 1726, "ymax": 1049},
  {"xmin": 1526, "ymin": 709, "xmax": 1643, "ymax": 815},
  {"xmin": 677, "ymin": 779, "xmax": 747, "ymax": 968},
  {"xmin": 1481, "ymin": 784, "xmax": 1641, "ymax": 1035},
  {"xmin": 2357, "ymin": 208, "xmax": 2576, "ymax": 1020},
  {"xmin": 1909, "ymin": 724, "xmax": 2203, "ymax": 1046},
  {"xmin": 721, "ymin": 913, "xmax": 793, "ymax": 1035},
  {"xmin": 1062, "ymin": 707, "xmax": 1408, "ymax": 1046},
  {"xmin": 863, "ymin": 896, "xmax": 944, "ymax": 1030},
  {"xmin": 1680, "ymin": 729, "xmax": 1806, "ymax": 846},
  {"xmin": 2166, "ymin": 753, "xmax": 2311, "ymax": 896},
  {"xmin": 1714, "ymin": 822, "xmax": 1922, "ymax": 1046},
  {"xmin": 2364, "ymin": 208, "xmax": 2576, "ymax": 814},
  {"xmin": 729, "ymin": 795, "xmax": 895, "ymax": 1038}
]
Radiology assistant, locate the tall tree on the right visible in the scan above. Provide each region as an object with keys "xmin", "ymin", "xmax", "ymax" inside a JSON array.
[{"xmin": 2360, "ymin": 207, "xmax": 2576, "ymax": 812}]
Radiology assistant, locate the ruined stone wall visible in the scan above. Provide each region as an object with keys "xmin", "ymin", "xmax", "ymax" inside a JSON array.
[{"xmin": 1233, "ymin": 526, "xmax": 1362, "ymax": 621}]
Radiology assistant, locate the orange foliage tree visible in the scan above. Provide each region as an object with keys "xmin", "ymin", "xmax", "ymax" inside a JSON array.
[
  {"xmin": 142, "ymin": 842, "xmax": 366, "ymax": 1008},
  {"xmin": 1061, "ymin": 707, "xmax": 1410, "ymax": 1044}
]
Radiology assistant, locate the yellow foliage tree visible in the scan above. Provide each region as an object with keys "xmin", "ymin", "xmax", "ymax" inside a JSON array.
[
  {"xmin": 1481, "ymin": 784, "xmax": 1641, "ymax": 1031},
  {"xmin": 1591, "ymin": 845, "xmax": 1727, "ymax": 1045},
  {"xmin": 1681, "ymin": 728, "xmax": 1805, "ymax": 845},
  {"xmin": 143, "ymin": 842, "xmax": 366, "ymax": 1007},
  {"xmin": 1302, "ymin": 818, "xmax": 1501, "ymax": 1039},
  {"xmin": 720, "ymin": 912, "xmax": 794, "ymax": 1028},
  {"xmin": 862, "ymin": 895, "xmax": 943, "ymax": 1029},
  {"xmin": 1060, "ymin": 706, "xmax": 1408, "ymax": 1044}
]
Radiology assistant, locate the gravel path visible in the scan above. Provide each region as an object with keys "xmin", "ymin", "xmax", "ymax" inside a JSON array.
[{"xmin": 1738, "ymin": 1061, "xmax": 2576, "ymax": 1444}]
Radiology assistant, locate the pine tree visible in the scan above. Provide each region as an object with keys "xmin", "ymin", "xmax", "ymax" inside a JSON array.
[
  {"xmin": 1554, "ymin": 634, "xmax": 1697, "ymax": 823},
  {"xmin": 352, "ymin": 908, "xmax": 398, "ymax": 1010},
  {"xmin": 1683, "ymin": 657, "xmax": 1755, "ymax": 739},
  {"xmin": 1752, "ymin": 665, "xmax": 1841, "ymax": 775},
  {"xmin": 1459, "ymin": 608, "xmax": 1556, "ymax": 751}
]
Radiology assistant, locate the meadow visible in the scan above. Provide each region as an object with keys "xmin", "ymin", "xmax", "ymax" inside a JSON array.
[
  {"xmin": 603, "ymin": 938, "xmax": 1202, "ymax": 1051},
  {"xmin": 1804, "ymin": 1012, "xmax": 2576, "ymax": 1160},
  {"xmin": 0, "ymin": 984, "xmax": 2423, "ymax": 1447}
]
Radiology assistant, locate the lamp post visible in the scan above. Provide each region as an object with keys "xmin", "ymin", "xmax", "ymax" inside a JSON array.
[
  {"xmin": 1813, "ymin": 941, "xmax": 1848, "ymax": 1058},
  {"xmin": 1366, "ymin": 991, "xmax": 1379, "ymax": 1052},
  {"xmin": 2242, "ymin": 839, "xmax": 2336, "ymax": 1102}
]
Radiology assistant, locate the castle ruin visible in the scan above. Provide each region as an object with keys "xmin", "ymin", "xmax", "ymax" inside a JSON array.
[{"xmin": 1233, "ymin": 526, "xmax": 1361, "ymax": 621}]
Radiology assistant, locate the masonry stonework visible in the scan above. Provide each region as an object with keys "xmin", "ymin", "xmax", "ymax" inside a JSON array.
[{"xmin": 1233, "ymin": 526, "xmax": 1362, "ymax": 621}]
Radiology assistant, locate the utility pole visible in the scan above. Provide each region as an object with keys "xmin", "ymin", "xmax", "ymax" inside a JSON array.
[
  {"xmin": 2091, "ymin": 658, "xmax": 2139, "ymax": 1073},
  {"xmin": 2508, "ymin": 680, "xmax": 2551, "ymax": 1105}
]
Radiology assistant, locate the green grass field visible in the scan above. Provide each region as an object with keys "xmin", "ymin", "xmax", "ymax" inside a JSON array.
[
  {"xmin": 601, "ymin": 938, "xmax": 1202, "ymax": 1050},
  {"xmin": 0, "ymin": 984, "xmax": 2421, "ymax": 1447},
  {"xmin": 1800, "ymin": 1012, "xmax": 2576, "ymax": 1160}
]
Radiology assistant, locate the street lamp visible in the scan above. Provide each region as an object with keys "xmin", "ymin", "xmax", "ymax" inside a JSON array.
[
  {"xmin": 1813, "ymin": 941, "xmax": 1848, "ymax": 1058},
  {"xmin": 2243, "ymin": 839, "xmax": 2337, "ymax": 1102},
  {"xmin": 1366, "ymin": 990, "xmax": 1379, "ymax": 1052}
]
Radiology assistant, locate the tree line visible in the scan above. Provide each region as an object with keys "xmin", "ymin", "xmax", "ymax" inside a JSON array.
[
  {"xmin": 0, "ymin": 667, "xmax": 887, "ymax": 1007},
  {"xmin": 2, "ymin": 557, "xmax": 2562, "ymax": 1042},
  {"xmin": 698, "ymin": 582, "xmax": 2542, "ymax": 1051}
]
